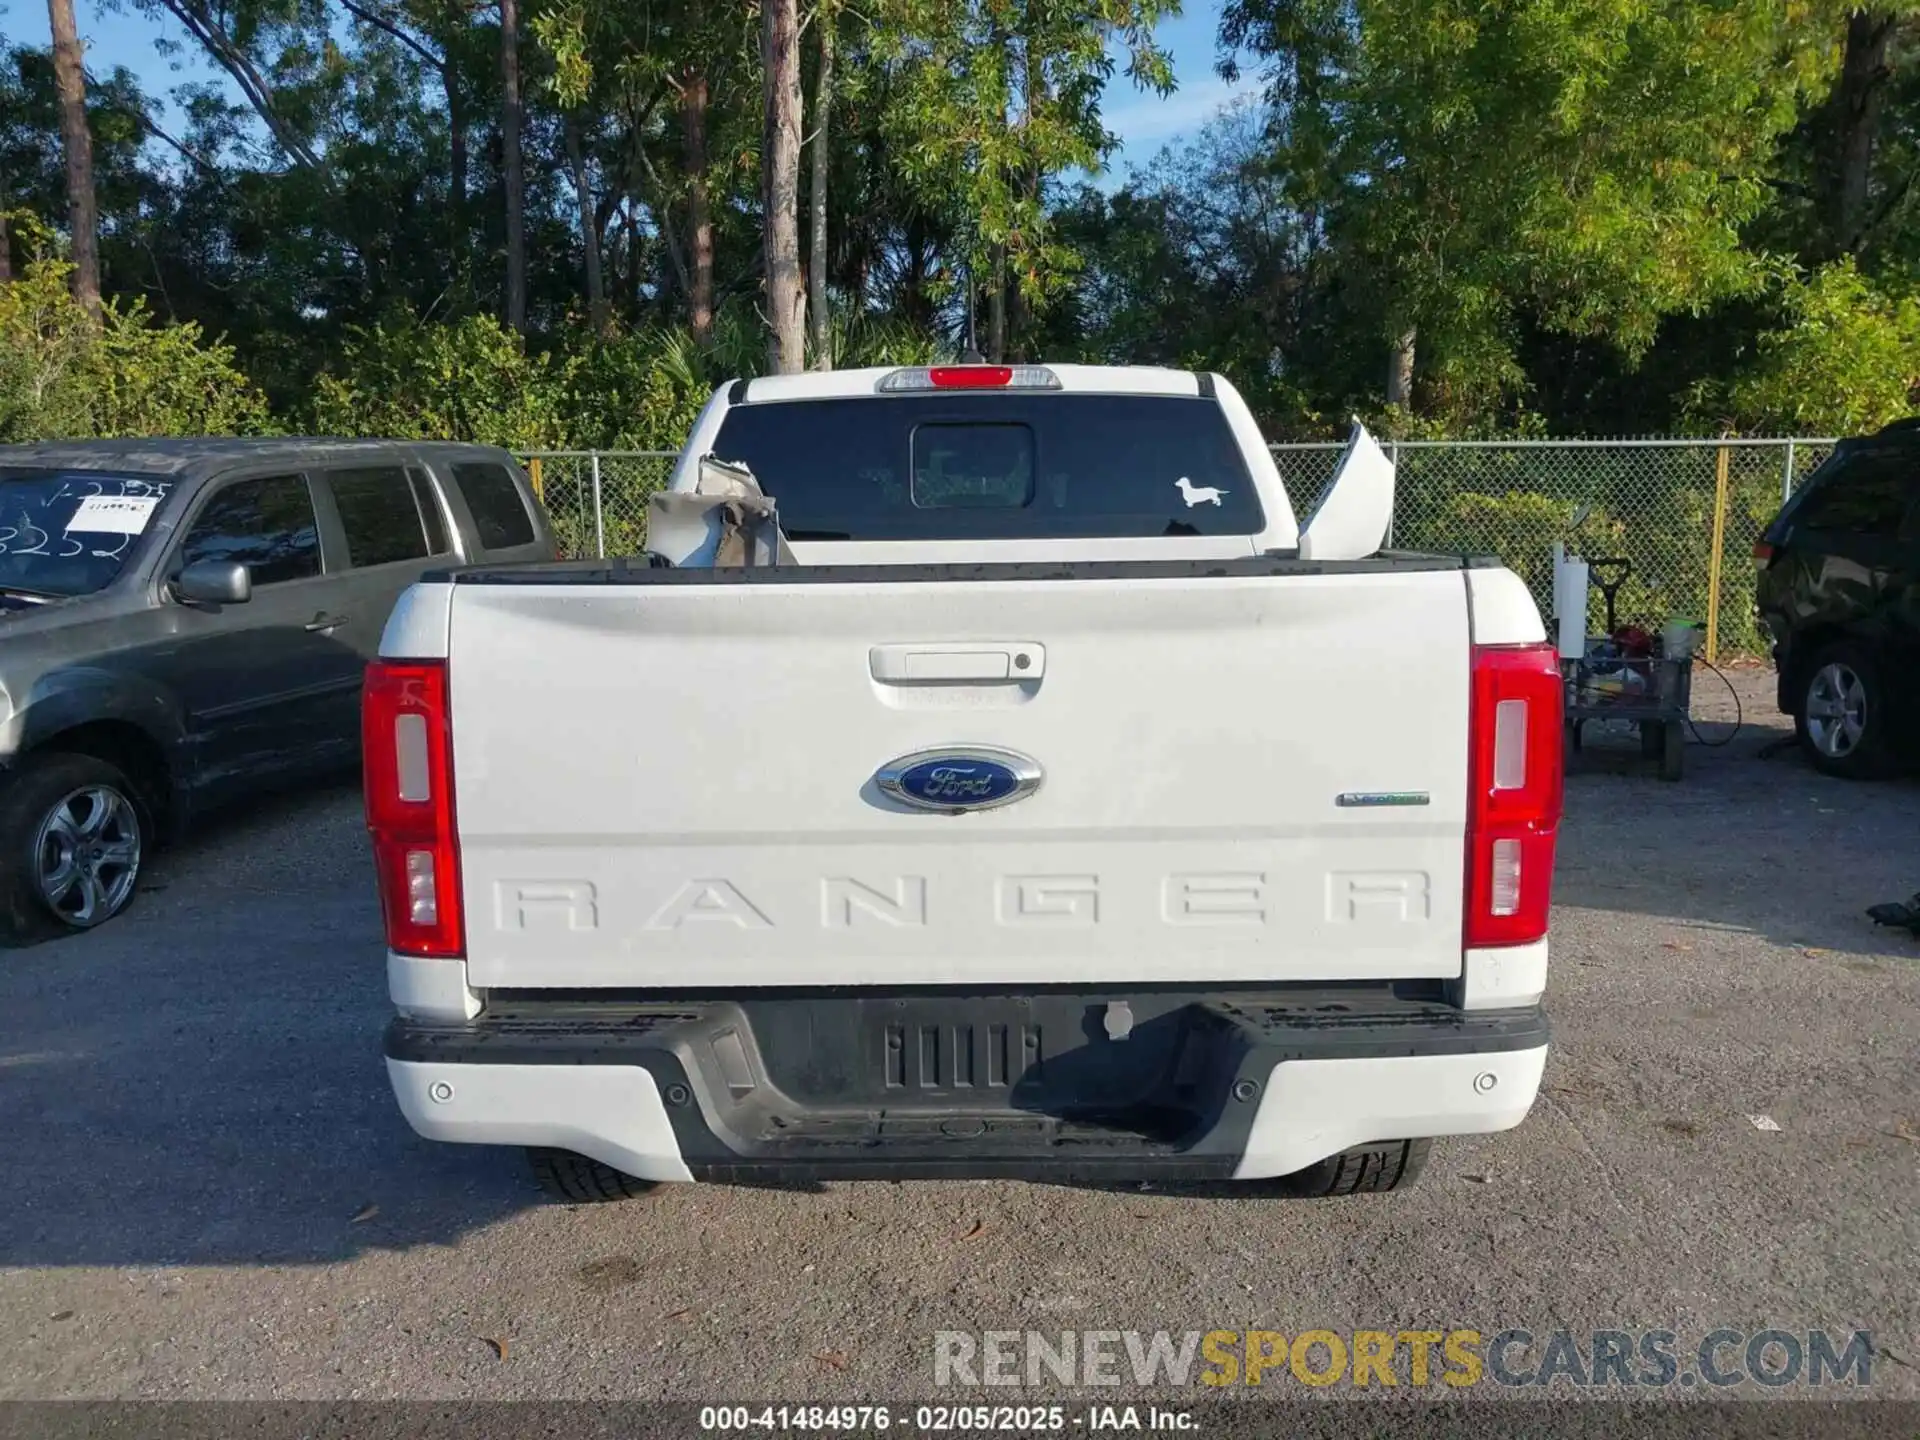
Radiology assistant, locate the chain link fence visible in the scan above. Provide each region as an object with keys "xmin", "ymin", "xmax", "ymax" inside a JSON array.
[
  {"xmin": 522, "ymin": 437, "xmax": 1836, "ymax": 660},
  {"xmin": 520, "ymin": 451, "xmax": 677, "ymax": 562},
  {"xmin": 1272, "ymin": 438, "xmax": 1833, "ymax": 660}
]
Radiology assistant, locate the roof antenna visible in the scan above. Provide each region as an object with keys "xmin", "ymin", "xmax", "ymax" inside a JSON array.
[{"xmin": 960, "ymin": 261, "xmax": 984, "ymax": 364}]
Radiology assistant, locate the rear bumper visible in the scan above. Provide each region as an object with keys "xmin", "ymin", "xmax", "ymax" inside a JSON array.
[{"xmin": 384, "ymin": 988, "xmax": 1549, "ymax": 1184}]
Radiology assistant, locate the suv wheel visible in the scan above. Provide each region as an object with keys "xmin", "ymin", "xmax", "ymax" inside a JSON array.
[
  {"xmin": 1796, "ymin": 641, "xmax": 1895, "ymax": 779},
  {"xmin": 0, "ymin": 753, "xmax": 147, "ymax": 943}
]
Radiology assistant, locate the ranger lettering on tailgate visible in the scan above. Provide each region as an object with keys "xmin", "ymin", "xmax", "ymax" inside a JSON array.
[{"xmin": 490, "ymin": 872, "xmax": 1438, "ymax": 932}]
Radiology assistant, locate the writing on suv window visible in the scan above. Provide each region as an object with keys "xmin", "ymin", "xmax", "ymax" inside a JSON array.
[{"xmin": 0, "ymin": 471, "xmax": 174, "ymax": 599}]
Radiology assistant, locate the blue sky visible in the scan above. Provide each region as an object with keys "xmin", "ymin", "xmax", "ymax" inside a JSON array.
[
  {"xmin": 1096, "ymin": 6, "xmax": 1264, "ymax": 175},
  {"xmin": 11, "ymin": 0, "xmax": 1259, "ymax": 179}
]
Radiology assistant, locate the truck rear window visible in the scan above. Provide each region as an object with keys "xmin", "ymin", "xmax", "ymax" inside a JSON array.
[{"xmin": 708, "ymin": 393, "xmax": 1264, "ymax": 540}]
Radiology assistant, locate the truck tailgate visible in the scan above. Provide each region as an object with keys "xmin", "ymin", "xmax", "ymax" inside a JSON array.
[{"xmin": 445, "ymin": 566, "xmax": 1471, "ymax": 988}]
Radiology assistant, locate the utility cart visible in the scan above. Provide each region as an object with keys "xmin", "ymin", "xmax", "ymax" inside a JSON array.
[
  {"xmin": 1563, "ymin": 648, "xmax": 1695, "ymax": 781},
  {"xmin": 1554, "ymin": 555, "xmax": 1699, "ymax": 781}
]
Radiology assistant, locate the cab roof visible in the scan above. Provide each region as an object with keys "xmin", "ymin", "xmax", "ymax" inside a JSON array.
[{"xmin": 731, "ymin": 364, "xmax": 1212, "ymax": 406}]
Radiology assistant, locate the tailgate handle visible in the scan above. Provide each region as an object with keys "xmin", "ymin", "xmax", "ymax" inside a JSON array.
[{"xmin": 868, "ymin": 644, "xmax": 1045, "ymax": 684}]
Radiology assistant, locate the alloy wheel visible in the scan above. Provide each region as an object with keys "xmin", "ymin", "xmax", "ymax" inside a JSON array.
[
  {"xmin": 1804, "ymin": 662, "xmax": 1868, "ymax": 760},
  {"xmin": 32, "ymin": 785, "xmax": 142, "ymax": 928}
]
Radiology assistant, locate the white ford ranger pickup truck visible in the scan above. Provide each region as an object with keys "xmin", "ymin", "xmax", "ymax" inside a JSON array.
[{"xmin": 368, "ymin": 363, "xmax": 1562, "ymax": 1202}]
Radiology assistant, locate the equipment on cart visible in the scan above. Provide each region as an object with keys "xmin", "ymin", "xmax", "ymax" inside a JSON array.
[
  {"xmin": 1551, "ymin": 511, "xmax": 1700, "ymax": 781},
  {"xmin": 1587, "ymin": 556, "xmax": 1632, "ymax": 636}
]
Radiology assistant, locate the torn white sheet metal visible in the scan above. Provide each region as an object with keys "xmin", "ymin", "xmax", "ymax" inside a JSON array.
[
  {"xmin": 645, "ymin": 456, "xmax": 797, "ymax": 568},
  {"xmin": 1297, "ymin": 420, "xmax": 1396, "ymax": 562}
]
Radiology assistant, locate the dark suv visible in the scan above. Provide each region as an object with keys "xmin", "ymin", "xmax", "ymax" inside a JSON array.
[
  {"xmin": 0, "ymin": 439, "xmax": 555, "ymax": 942},
  {"xmin": 1756, "ymin": 421, "xmax": 1920, "ymax": 778}
]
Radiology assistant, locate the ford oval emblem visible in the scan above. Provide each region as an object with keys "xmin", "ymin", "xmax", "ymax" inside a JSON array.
[{"xmin": 877, "ymin": 747, "xmax": 1042, "ymax": 813}]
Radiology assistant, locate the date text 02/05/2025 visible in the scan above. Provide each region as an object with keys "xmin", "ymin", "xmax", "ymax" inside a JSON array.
[{"xmin": 697, "ymin": 1406, "xmax": 1197, "ymax": 1432}]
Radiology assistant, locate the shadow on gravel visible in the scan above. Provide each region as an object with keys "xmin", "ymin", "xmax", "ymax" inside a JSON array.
[
  {"xmin": 1555, "ymin": 714, "xmax": 1920, "ymax": 959},
  {"xmin": 0, "ymin": 775, "xmax": 549, "ymax": 1269}
]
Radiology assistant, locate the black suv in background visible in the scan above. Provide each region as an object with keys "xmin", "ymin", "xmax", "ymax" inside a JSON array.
[{"xmin": 1756, "ymin": 420, "xmax": 1920, "ymax": 778}]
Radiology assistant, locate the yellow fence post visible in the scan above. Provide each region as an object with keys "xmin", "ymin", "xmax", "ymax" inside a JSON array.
[
  {"xmin": 527, "ymin": 455, "xmax": 544, "ymax": 504},
  {"xmin": 1704, "ymin": 442, "xmax": 1732, "ymax": 665}
]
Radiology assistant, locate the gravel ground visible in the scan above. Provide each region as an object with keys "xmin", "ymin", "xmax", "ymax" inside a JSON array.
[{"xmin": 2, "ymin": 665, "xmax": 1916, "ymax": 1416}]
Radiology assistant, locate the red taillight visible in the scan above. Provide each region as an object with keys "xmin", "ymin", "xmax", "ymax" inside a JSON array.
[
  {"xmin": 363, "ymin": 659, "xmax": 463, "ymax": 958},
  {"xmin": 1465, "ymin": 642, "xmax": 1564, "ymax": 948},
  {"xmin": 928, "ymin": 365, "xmax": 1014, "ymax": 388},
  {"xmin": 1752, "ymin": 541, "xmax": 1775, "ymax": 564}
]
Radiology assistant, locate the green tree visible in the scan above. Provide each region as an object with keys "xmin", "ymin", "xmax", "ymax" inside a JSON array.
[
  {"xmin": 1221, "ymin": 0, "xmax": 1849, "ymax": 416},
  {"xmin": 531, "ymin": 0, "xmax": 759, "ymax": 344},
  {"xmin": 6, "ymin": 0, "xmax": 1920, "ymax": 445},
  {"xmin": 762, "ymin": 0, "xmax": 804, "ymax": 371},
  {"xmin": 309, "ymin": 309, "xmax": 564, "ymax": 445},
  {"xmin": 0, "ymin": 256, "xmax": 270, "ymax": 440},
  {"xmin": 1040, "ymin": 101, "xmax": 1342, "ymax": 429},
  {"xmin": 870, "ymin": 0, "xmax": 1177, "ymax": 356},
  {"xmin": 47, "ymin": 0, "xmax": 100, "ymax": 317},
  {"xmin": 1701, "ymin": 260, "xmax": 1920, "ymax": 434}
]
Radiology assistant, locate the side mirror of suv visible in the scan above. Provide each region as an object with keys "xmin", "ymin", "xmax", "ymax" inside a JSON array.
[{"xmin": 173, "ymin": 560, "xmax": 253, "ymax": 606}]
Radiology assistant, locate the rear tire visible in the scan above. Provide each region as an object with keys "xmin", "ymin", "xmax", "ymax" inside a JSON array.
[
  {"xmin": 1277, "ymin": 1138, "xmax": 1431, "ymax": 1197},
  {"xmin": 1794, "ymin": 640, "xmax": 1895, "ymax": 779},
  {"xmin": 527, "ymin": 1147, "xmax": 660, "ymax": 1203}
]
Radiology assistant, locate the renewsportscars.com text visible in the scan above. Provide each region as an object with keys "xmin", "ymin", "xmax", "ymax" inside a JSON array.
[{"xmin": 932, "ymin": 1328, "xmax": 1874, "ymax": 1390}]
